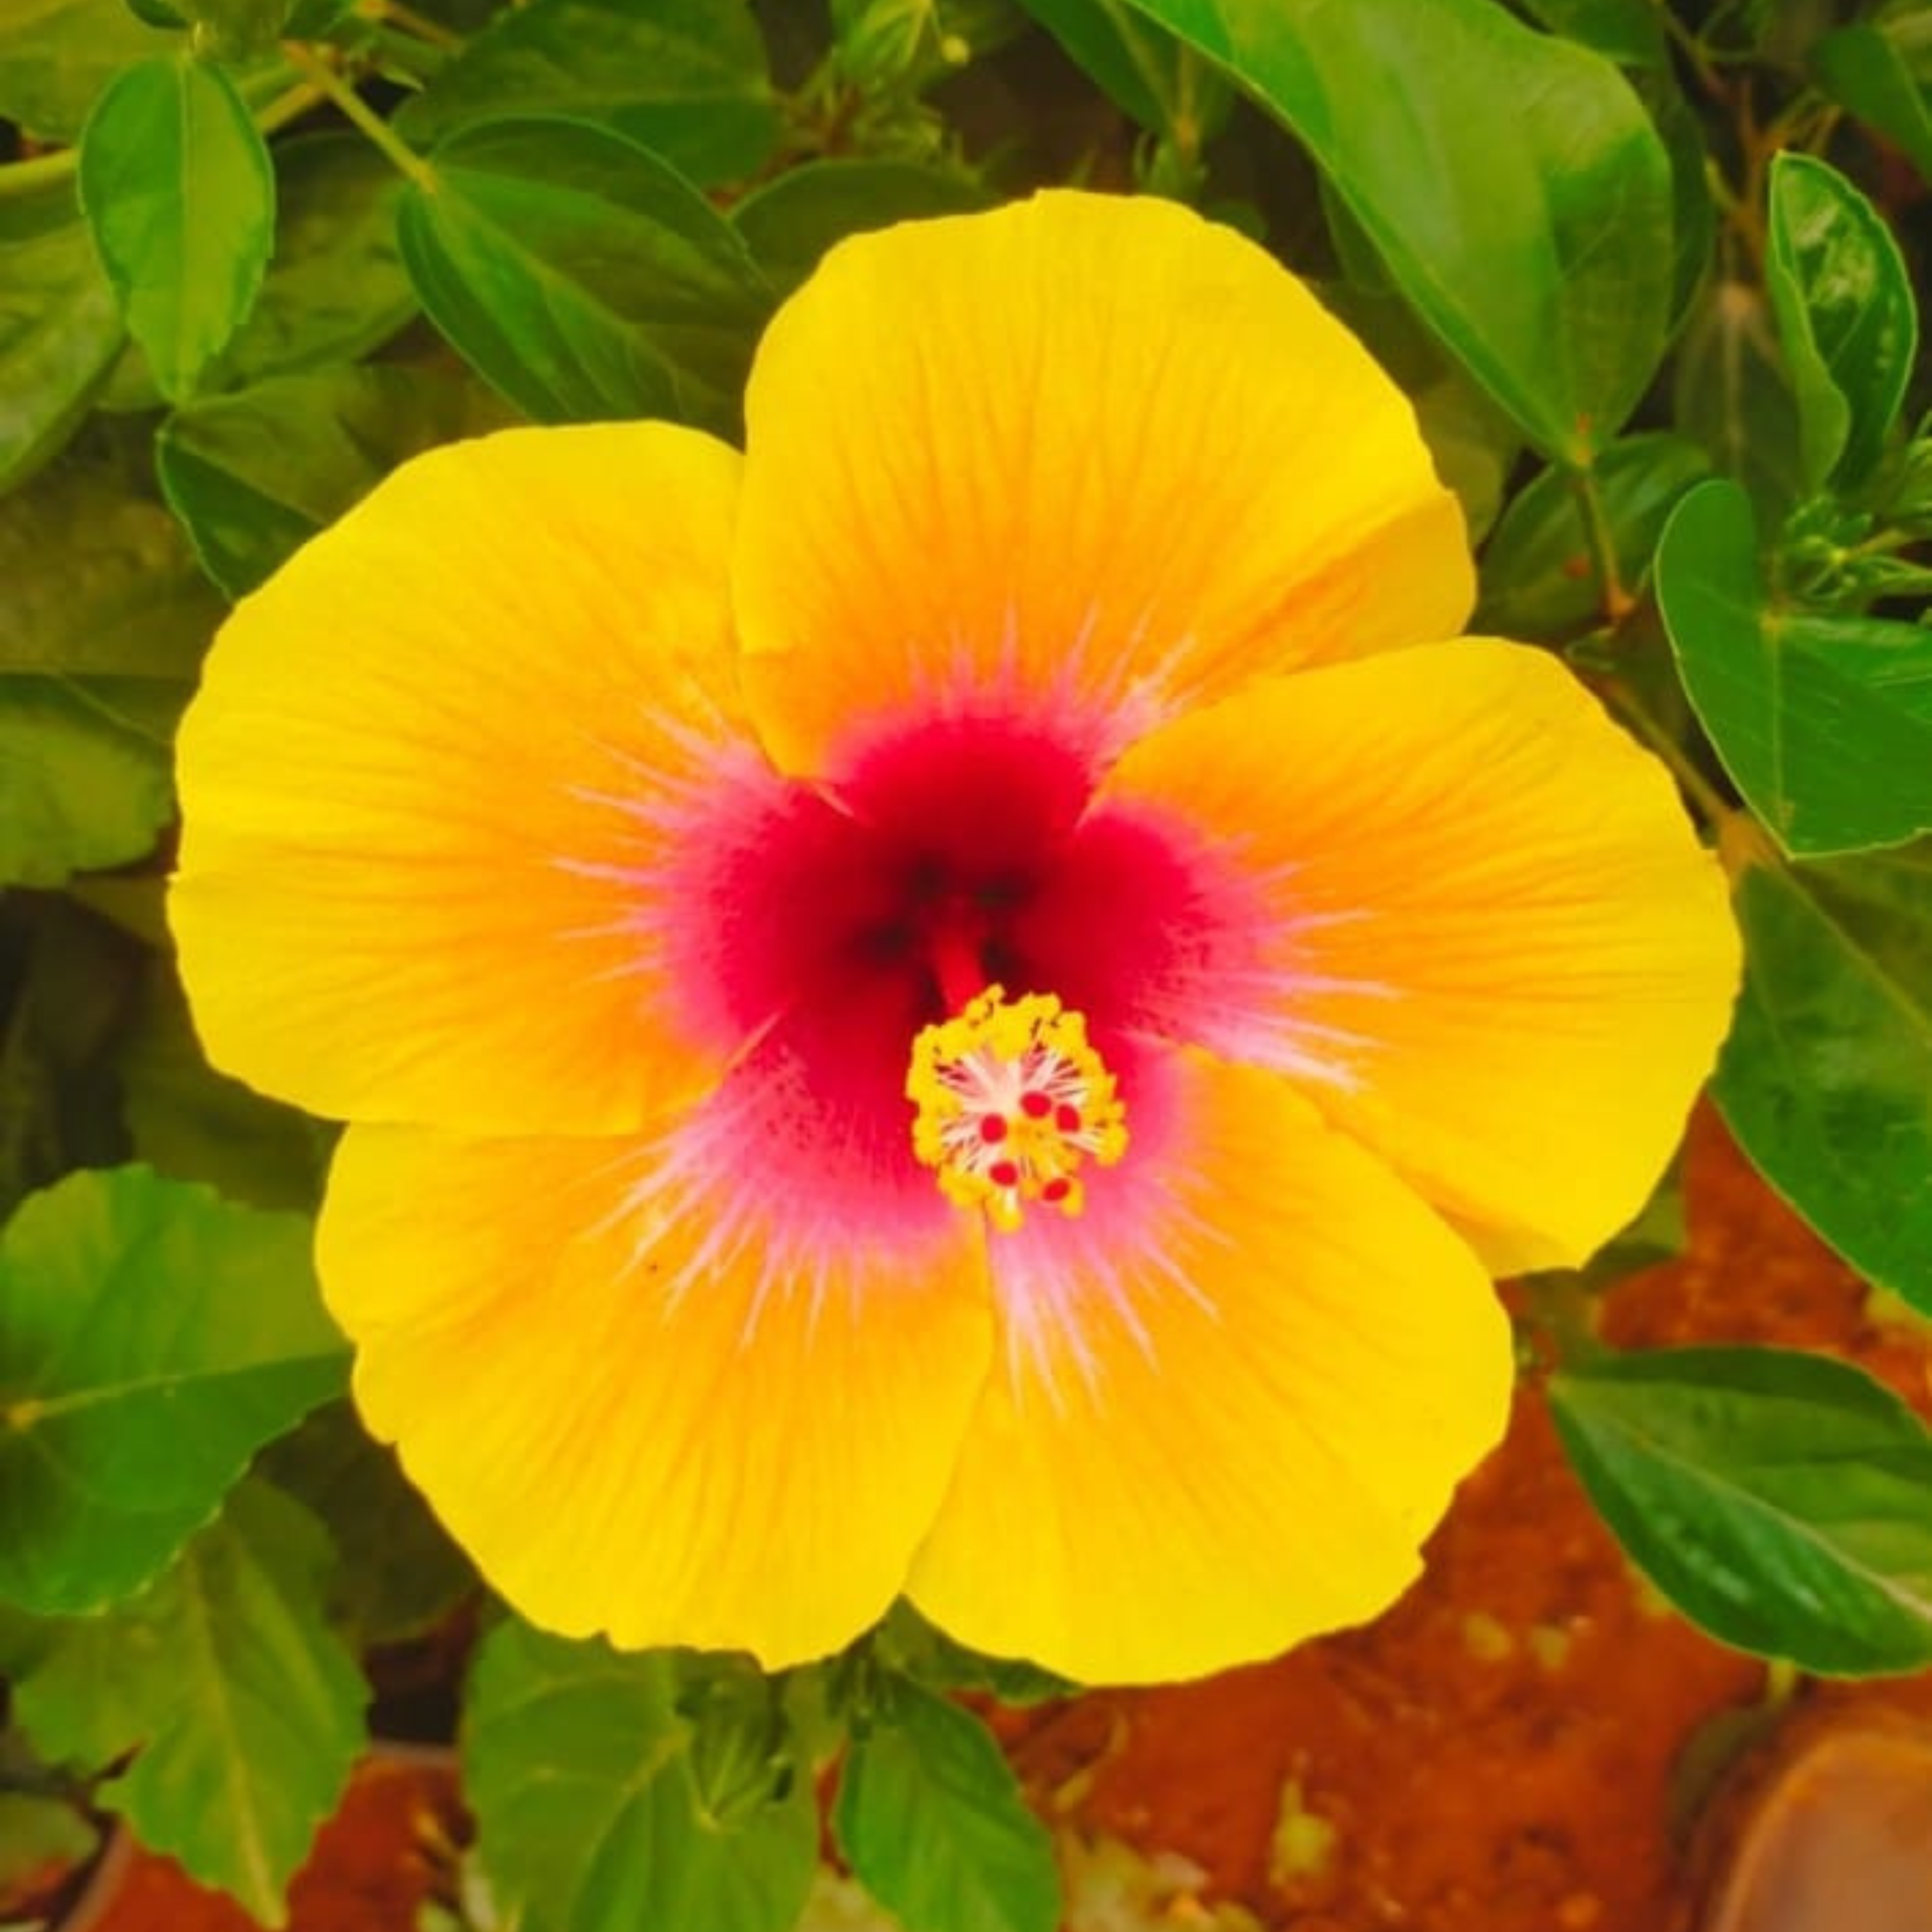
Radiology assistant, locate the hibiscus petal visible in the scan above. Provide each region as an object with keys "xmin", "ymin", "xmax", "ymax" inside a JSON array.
[
  {"xmin": 907, "ymin": 1050, "xmax": 1511, "ymax": 1685},
  {"xmin": 318, "ymin": 1101, "xmax": 993, "ymax": 1668},
  {"xmin": 172, "ymin": 422, "xmax": 758, "ymax": 1135},
  {"xmin": 1101, "ymin": 639, "xmax": 1741, "ymax": 1271},
  {"xmin": 733, "ymin": 191, "xmax": 1471, "ymax": 776}
]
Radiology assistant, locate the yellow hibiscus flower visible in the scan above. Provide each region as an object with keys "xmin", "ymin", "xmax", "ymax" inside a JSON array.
[{"xmin": 170, "ymin": 192, "xmax": 1738, "ymax": 1685}]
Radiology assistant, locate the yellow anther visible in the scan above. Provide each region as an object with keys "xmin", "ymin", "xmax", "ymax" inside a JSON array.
[{"xmin": 906, "ymin": 985, "xmax": 1128, "ymax": 1231}]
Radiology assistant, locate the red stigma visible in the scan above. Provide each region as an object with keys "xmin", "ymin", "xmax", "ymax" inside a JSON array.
[
  {"xmin": 978, "ymin": 1114, "xmax": 1009, "ymax": 1143},
  {"xmin": 1020, "ymin": 1091, "xmax": 1052, "ymax": 1119}
]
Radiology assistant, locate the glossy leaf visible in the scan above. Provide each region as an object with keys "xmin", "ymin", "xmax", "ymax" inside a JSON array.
[
  {"xmin": 397, "ymin": 0, "xmax": 780, "ymax": 185},
  {"xmin": 732, "ymin": 159, "xmax": 993, "ymax": 294},
  {"xmin": 1479, "ymin": 432, "xmax": 1709, "ymax": 636},
  {"xmin": 0, "ymin": 185, "xmax": 123, "ymax": 494},
  {"xmin": 1812, "ymin": 23, "xmax": 1932, "ymax": 186},
  {"xmin": 159, "ymin": 364, "xmax": 509, "ymax": 598},
  {"xmin": 834, "ymin": 1676, "xmax": 1060, "ymax": 1932},
  {"xmin": 1657, "ymin": 480, "xmax": 1932, "ymax": 856},
  {"xmin": 217, "ymin": 133, "xmax": 418, "ymax": 385},
  {"xmin": 0, "ymin": 426, "xmax": 219, "ymax": 679},
  {"xmin": 0, "ymin": 0, "xmax": 179, "ymax": 140},
  {"xmin": 1, "ymin": 1482, "xmax": 367, "ymax": 1925},
  {"xmin": 0, "ymin": 679, "xmax": 173, "ymax": 887},
  {"xmin": 1551, "ymin": 1345, "xmax": 1932, "ymax": 1673},
  {"xmin": 0, "ymin": 1165, "xmax": 345, "ymax": 1614},
  {"xmin": 465, "ymin": 1621, "xmax": 819, "ymax": 1932},
  {"xmin": 1714, "ymin": 850, "xmax": 1932, "ymax": 1310},
  {"xmin": 399, "ymin": 116, "xmax": 775, "ymax": 430},
  {"xmin": 1767, "ymin": 151, "xmax": 1917, "ymax": 490},
  {"xmin": 1121, "ymin": 0, "xmax": 1673, "ymax": 460},
  {"xmin": 77, "ymin": 55, "xmax": 275, "ymax": 402}
]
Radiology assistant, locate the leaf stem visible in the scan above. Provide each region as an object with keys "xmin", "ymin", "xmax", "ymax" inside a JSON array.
[
  {"xmin": 0, "ymin": 77, "xmax": 324, "ymax": 203},
  {"xmin": 280, "ymin": 42, "xmax": 437, "ymax": 192},
  {"xmin": 1567, "ymin": 463, "xmax": 1635, "ymax": 625}
]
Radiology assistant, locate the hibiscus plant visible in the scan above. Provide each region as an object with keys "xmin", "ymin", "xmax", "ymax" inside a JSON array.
[{"xmin": 3, "ymin": 1, "xmax": 1932, "ymax": 1928}]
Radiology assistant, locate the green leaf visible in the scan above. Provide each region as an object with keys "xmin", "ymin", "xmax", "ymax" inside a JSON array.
[
  {"xmin": 1478, "ymin": 432, "xmax": 1709, "ymax": 637},
  {"xmin": 1019, "ymin": 0, "xmax": 1228, "ymax": 141},
  {"xmin": 159, "ymin": 363, "xmax": 510, "ymax": 598},
  {"xmin": 834, "ymin": 1676, "xmax": 1059, "ymax": 1932},
  {"xmin": 1551, "ymin": 1344, "xmax": 1932, "ymax": 1673},
  {"xmin": 400, "ymin": 116, "xmax": 775, "ymax": 430},
  {"xmin": 0, "ymin": 0, "xmax": 180, "ymax": 141},
  {"xmin": 0, "ymin": 185, "xmax": 124, "ymax": 495},
  {"xmin": 1671, "ymin": 279, "xmax": 1805, "ymax": 526},
  {"xmin": 396, "ymin": 0, "xmax": 780, "ymax": 185},
  {"xmin": 0, "ymin": 678, "xmax": 173, "ymax": 886},
  {"xmin": 216, "ymin": 133, "xmax": 418, "ymax": 385},
  {"xmin": 1121, "ymin": 0, "xmax": 1673, "ymax": 460},
  {"xmin": 1656, "ymin": 478, "xmax": 1932, "ymax": 856},
  {"xmin": 77, "ymin": 54, "xmax": 276, "ymax": 403},
  {"xmin": 1713, "ymin": 849, "xmax": 1932, "ymax": 1311},
  {"xmin": 1813, "ymin": 23, "xmax": 1932, "ymax": 187},
  {"xmin": 259, "ymin": 1402, "xmax": 475, "ymax": 1645},
  {"xmin": 0, "ymin": 422, "xmax": 221, "ymax": 679},
  {"xmin": 0, "ymin": 1165, "xmax": 345, "ymax": 1614},
  {"xmin": 465, "ymin": 1622, "xmax": 819, "ymax": 1932},
  {"xmin": 2, "ymin": 1482, "xmax": 367, "ymax": 1924},
  {"xmin": 114, "ymin": 958, "xmax": 331, "ymax": 1212},
  {"xmin": 731, "ymin": 158, "xmax": 991, "ymax": 295},
  {"xmin": 1518, "ymin": 0, "xmax": 1665, "ymax": 68},
  {"xmin": 1764, "ymin": 152, "xmax": 1917, "ymax": 493},
  {"xmin": 0, "ymin": 1792, "xmax": 98, "ymax": 1898}
]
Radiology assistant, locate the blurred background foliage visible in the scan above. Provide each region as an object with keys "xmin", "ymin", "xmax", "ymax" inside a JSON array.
[{"xmin": 7, "ymin": 1, "xmax": 1932, "ymax": 1927}]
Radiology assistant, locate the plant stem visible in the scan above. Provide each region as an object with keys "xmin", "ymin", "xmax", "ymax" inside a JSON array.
[
  {"xmin": 281, "ymin": 41, "xmax": 437, "ymax": 192},
  {"xmin": 0, "ymin": 76, "xmax": 323, "ymax": 203},
  {"xmin": 372, "ymin": 0, "xmax": 464, "ymax": 50},
  {"xmin": 1567, "ymin": 463, "xmax": 1635, "ymax": 625}
]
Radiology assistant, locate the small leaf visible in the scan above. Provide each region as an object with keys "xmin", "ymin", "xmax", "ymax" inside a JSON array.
[
  {"xmin": 0, "ymin": 184, "xmax": 124, "ymax": 494},
  {"xmin": 400, "ymin": 115, "xmax": 775, "ymax": 430},
  {"xmin": 1765, "ymin": 152, "xmax": 1917, "ymax": 492},
  {"xmin": 216, "ymin": 132, "xmax": 418, "ymax": 385},
  {"xmin": 1478, "ymin": 432, "xmax": 1709, "ymax": 636},
  {"xmin": 1672, "ymin": 278, "xmax": 1806, "ymax": 524},
  {"xmin": 1120, "ymin": 0, "xmax": 1674, "ymax": 461},
  {"xmin": 0, "ymin": 422, "xmax": 220, "ymax": 679},
  {"xmin": 1551, "ymin": 1344, "xmax": 1932, "ymax": 1673},
  {"xmin": 0, "ymin": 1165, "xmax": 346, "ymax": 1614},
  {"xmin": 77, "ymin": 54, "xmax": 276, "ymax": 402},
  {"xmin": 465, "ymin": 1621, "xmax": 819, "ymax": 1932},
  {"xmin": 1657, "ymin": 479, "xmax": 1932, "ymax": 856},
  {"xmin": 2, "ymin": 1482, "xmax": 367, "ymax": 1925},
  {"xmin": 833, "ymin": 1676, "xmax": 1060, "ymax": 1932},
  {"xmin": 1713, "ymin": 848, "xmax": 1932, "ymax": 1311},
  {"xmin": 1812, "ymin": 23, "xmax": 1932, "ymax": 187},
  {"xmin": 397, "ymin": 0, "xmax": 780, "ymax": 185},
  {"xmin": 732, "ymin": 159, "xmax": 991, "ymax": 295},
  {"xmin": 259, "ymin": 1402, "xmax": 475, "ymax": 1644},
  {"xmin": 0, "ymin": 0, "xmax": 180, "ymax": 141},
  {"xmin": 0, "ymin": 678, "xmax": 174, "ymax": 886},
  {"xmin": 159, "ymin": 363, "xmax": 511, "ymax": 597}
]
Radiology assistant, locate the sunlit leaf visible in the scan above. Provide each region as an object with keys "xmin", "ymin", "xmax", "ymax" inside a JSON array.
[
  {"xmin": 1714, "ymin": 848, "xmax": 1932, "ymax": 1310},
  {"xmin": 77, "ymin": 54, "xmax": 275, "ymax": 402},
  {"xmin": 0, "ymin": 1165, "xmax": 345, "ymax": 1614},
  {"xmin": 1765, "ymin": 152, "xmax": 1917, "ymax": 492},
  {"xmin": 1121, "ymin": 0, "xmax": 1673, "ymax": 460},
  {"xmin": 465, "ymin": 1621, "xmax": 818, "ymax": 1932},
  {"xmin": 1519, "ymin": 0, "xmax": 1665, "ymax": 68},
  {"xmin": 0, "ymin": 0, "xmax": 180, "ymax": 140},
  {"xmin": 833, "ymin": 1675, "xmax": 1059, "ymax": 1932},
  {"xmin": 1, "ymin": 1482, "xmax": 366, "ymax": 1925},
  {"xmin": 397, "ymin": 0, "xmax": 780, "ymax": 184},
  {"xmin": 1657, "ymin": 479, "xmax": 1932, "ymax": 856},
  {"xmin": 1552, "ymin": 1344, "xmax": 1932, "ymax": 1673},
  {"xmin": 400, "ymin": 116, "xmax": 775, "ymax": 430}
]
